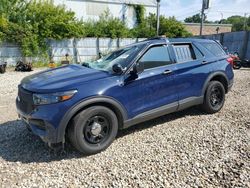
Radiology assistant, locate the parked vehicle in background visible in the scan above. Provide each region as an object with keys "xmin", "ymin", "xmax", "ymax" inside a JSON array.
[
  {"xmin": 0, "ymin": 62, "xmax": 7, "ymax": 74},
  {"xmin": 227, "ymin": 51, "xmax": 250, "ymax": 69},
  {"xmin": 15, "ymin": 61, "xmax": 33, "ymax": 72},
  {"xmin": 240, "ymin": 58, "xmax": 250, "ymax": 68},
  {"xmin": 228, "ymin": 52, "xmax": 242, "ymax": 69},
  {"xmin": 16, "ymin": 37, "xmax": 234, "ymax": 154}
]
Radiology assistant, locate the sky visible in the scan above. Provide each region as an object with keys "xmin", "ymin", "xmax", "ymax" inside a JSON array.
[{"xmin": 160, "ymin": 0, "xmax": 250, "ymax": 21}]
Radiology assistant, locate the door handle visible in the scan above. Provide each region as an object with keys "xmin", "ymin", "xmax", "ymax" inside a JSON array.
[{"xmin": 162, "ymin": 70, "xmax": 172, "ymax": 75}]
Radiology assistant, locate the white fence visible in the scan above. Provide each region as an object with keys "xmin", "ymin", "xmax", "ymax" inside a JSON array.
[{"xmin": 0, "ymin": 38, "xmax": 146, "ymax": 65}]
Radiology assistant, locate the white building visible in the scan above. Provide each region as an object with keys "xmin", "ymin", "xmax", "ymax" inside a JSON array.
[{"xmin": 53, "ymin": 0, "xmax": 157, "ymax": 28}]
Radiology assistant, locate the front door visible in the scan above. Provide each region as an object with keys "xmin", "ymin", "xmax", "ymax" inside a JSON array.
[{"xmin": 123, "ymin": 44, "xmax": 178, "ymax": 118}]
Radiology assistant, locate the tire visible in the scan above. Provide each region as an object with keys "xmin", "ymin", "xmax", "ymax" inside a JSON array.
[
  {"xmin": 201, "ymin": 81, "xmax": 225, "ymax": 114},
  {"xmin": 233, "ymin": 60, "xmax": 242, "ymax": 69},
  {"xmin": 68, "ymin": 106, "xmax": 118, "ymax": 154}
]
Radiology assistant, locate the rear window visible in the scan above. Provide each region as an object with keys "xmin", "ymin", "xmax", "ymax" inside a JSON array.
[
  {"xmin": 173, "ymin": 45, "xmax": 193, "ymax": 62},
  {"xmin": 202, "ymin": 42, "xmax": 226, "ymax": 57}
]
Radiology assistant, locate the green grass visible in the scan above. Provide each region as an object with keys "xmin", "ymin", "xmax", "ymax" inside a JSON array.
[
  {"xmin": 32, "ymin": 61, "xmax": 62, "ymax": 68},
  {"xmin": 32, "ymin": 61, "xmax": 48, "ymax": 68}
]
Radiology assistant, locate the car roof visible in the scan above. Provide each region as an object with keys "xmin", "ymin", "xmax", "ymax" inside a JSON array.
[
  {"xmin": 133, "ymin": 37, "xmax": 214, "ymax": 46},
  {"xmin": 169, "ymin": 38, "xmax": 213, "ymax": 43},
  {"xmin": 124, "ymin": 37, "xmax": 218, "ymax": 51}
]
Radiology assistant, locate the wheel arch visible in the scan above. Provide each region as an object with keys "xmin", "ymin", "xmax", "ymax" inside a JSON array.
[
  {"xmin": 57, "ymin": 96, "xmax": 128, "ymax": 143},
  {"xmin": 202, "ymin": 72, "xmax": 229, "ymax": 95}
]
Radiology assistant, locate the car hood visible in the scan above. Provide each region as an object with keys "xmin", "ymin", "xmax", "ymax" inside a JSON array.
[{"xmin": 21, "ymin": 64, "xmax": 110, "ymax": 93}]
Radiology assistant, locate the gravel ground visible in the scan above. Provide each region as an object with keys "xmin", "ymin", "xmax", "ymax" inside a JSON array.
[{"xmin": 0, "ymin": 68, "xmax": 249, "ymax": 188}]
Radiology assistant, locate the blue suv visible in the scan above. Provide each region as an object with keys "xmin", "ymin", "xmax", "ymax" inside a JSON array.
[{"xmin": 16, "ymin": 37, "xmax": 234, "ymax": 154}]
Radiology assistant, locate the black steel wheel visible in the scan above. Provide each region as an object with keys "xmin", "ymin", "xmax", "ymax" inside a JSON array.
[
  {"xmin": 210, "ymin": 85, "xmax": 223, "ymax": 108},
  {"xmin": 201, "ymin": 81, "xmax": 225, "ymax": 114},
  {"xmin": 84, "ymin": 115, "xmax": 111, "ymax": 144},
  {"xmin": 68, "ymin": 106, "xmax": 118, "ymax": 154}
]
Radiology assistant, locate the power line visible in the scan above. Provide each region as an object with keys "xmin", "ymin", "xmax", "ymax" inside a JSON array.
[
  {"xmin": 175, "ymin": 10, "xmax": 201, "ymax": 19},
  {"xmin": 164, "ymin": 4, "xmax": 250, "ymax": 21},
  {"xmin": 208, "ymin": 10, "xmax": 250, "ymax": 14}
]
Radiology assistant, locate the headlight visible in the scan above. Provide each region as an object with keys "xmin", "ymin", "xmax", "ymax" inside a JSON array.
[{"xmin": 33, "ymin": 90, "xmax": 77, "ymax": 105}]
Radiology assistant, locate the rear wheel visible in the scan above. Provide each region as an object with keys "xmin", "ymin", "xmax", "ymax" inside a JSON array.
[
  {"xmin": 201, "ymin": 81, "xmax": 225, "ymax": 114},
  {"xmin": 233, "ymin": 60, "xmax": 242, "ymax": 69},
  {"xmin": 68, "ymin": 106, "xmax": 118, "ymax": 154}
]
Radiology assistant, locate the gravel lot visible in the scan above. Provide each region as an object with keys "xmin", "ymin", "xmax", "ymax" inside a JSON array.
[{"xmin": 0, "ymin": 68, "xmax": 249, "ymax": 187}]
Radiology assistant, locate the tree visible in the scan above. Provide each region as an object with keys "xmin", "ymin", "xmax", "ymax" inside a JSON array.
[
  {"xmin": 184, "ymin": 13, "xmax": 212, "ymax": 23},
  {"xmin": 83, "ymin": 7, "xmax": 192, "ymax": 39},
  {"xmin": 84, "ymin": 10, "xmax": 129, "ymax": 38},
  {"xmin": 131, "ymin": 14, "xmax": 192, "ymax": 38},
  {"xmin": 185, "ymin": 13, "xmax": 250, "ymax": 31},
  {"xmin": 25, "ymin": 1, "xmax": 85, "ymax": 39},
  {"xmin": 0, "ymin": 1, "xmax": 192, "ymax": 60},
  {"xmin": 161, "ymin": 16, "xmax": 192, "ymax": 37},
  {"xmin": 221, "ymin": 15, "xmax": 246, "ymax": 31},
  {"xmin": 184, "ymin": 13, "xmax": 207, "ymax": 23},
  {"xmin": 0, "ymin": 0, "xmax": 85, "ymax": 57},
  {"xmin": 132, "ymin": 4, "xmax": 145, "ymax": 25}
]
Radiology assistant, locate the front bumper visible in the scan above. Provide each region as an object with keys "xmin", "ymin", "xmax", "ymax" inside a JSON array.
[
  {"xmin": 16, "ymin": 91, "xmax": 70, "ymax": 144},
  {"xmin": 16, "ymin": 85, "xmax": 79, "ymax": 146},
  {"xmin": 17, "ymin": 107, "xmax": 59, "ymax": 144}
]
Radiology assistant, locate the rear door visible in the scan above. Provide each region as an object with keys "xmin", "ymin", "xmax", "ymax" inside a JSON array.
[{"xmin": 172, "ymin": 43, "xmax": 212, "ymax": 103}]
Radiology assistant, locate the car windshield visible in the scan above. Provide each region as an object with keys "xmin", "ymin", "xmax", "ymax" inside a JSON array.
[{"xmin": 83, "ymin": 44, "xmax": 143, "ymax": 72}]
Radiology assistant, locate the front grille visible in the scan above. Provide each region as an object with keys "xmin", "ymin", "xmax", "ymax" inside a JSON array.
[{"xmin": 17, "ymin": 85, "xmax": 34, "ymax": 114}]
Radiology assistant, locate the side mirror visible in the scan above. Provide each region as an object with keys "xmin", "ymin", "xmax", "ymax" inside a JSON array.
[
  {"xmin": 124, "ymin": 63, "xmax": 141, "ymax": 84},
  {"xmin": 112, "ymin": 64, "xmax": 123, "ymax": 74},
  {"xmin": 134, "ymin": 62, "xmax": 143, "ymax": 74}
]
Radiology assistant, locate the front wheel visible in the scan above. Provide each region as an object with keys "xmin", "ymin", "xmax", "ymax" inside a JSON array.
[
  {"xmin": 201, "ymin": 81, "xmax": 225, "ymax": 114},
  {"xmin": 68, "ymin": 106, "xmax": 118, "ymax": 154}
]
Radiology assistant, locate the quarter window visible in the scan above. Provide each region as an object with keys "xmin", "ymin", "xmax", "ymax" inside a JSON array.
[
  {"xmin": 173, "ymin": 44, "xmax": 195, "ymax": 63},
  {"xmin": 202, "ymin": 42, "xmax": 226, "ymax": 57},
  {"xmin": 193, "ymin": 45, "xmax": 204, "ymax": 59},
  {"xmin": 139, "ymin": 45, "xmax": 172, "ymax": 69}
]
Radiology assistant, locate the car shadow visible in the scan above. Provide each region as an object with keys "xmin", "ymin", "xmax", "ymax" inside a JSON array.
[
  {"xmin": 0, "ymin": 107, "xmax": 206, "ymax": 164},
  {"xmin": 0, "ymin": 120, "xmax": 82, "ymax": 163},
  {"xmin": 117, "ymin": 107, "xmax": 206, "ymax": 138}
]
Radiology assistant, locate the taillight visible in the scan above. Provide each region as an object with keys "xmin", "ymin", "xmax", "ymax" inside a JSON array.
[{"xmin": 227, "ymin": 57, "xmax": 234, "ymax": 66}]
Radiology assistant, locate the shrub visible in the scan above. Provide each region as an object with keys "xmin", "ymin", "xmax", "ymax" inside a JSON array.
[
  {"xmin": 0, "ymin": 1, "xmax": 192, "ymax": 61},
  {"xmin": 84, "ymin": 10, "xmax": 129, "ymax": 38},
  {"xmin": 0, "ymin": 0, "xmax": 85, "ymax": 58}
]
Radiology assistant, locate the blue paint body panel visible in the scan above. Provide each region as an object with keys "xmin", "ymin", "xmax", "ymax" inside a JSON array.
[{"xmin": 16, "ymin": 38, "xmax": 234, "ymax": 144}]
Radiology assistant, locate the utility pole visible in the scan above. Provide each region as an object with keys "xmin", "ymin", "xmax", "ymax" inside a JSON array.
[
  {"xmin": 156, "ymin": 0, "xmax": 160, "ymax": 36},
  {"xmin": 243, "ymin": 13, "xmax": 247, "ymax": 31},
  {"xmin": 200, "ymin": 0, "xmax": 205, "ymax": 36},
  {"xmin": 220, "ymin": 12, "xmax": 223, "ymax": 24}
]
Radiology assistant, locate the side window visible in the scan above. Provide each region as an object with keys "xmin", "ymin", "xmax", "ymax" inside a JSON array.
[
  {"xmin": 139, "ymin": 45, "xmax": 172, "ymax": 70},
  {"xmin": 173, "ymin": 44, "xmax": 196, "ymax": 63},
  {"xmin": 193, "ymin": 44, "xmax": 204, "ymax": 59},
  {"xmin": 202, "ymin": 42, "xmax": 226, "ymax": 57}
]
